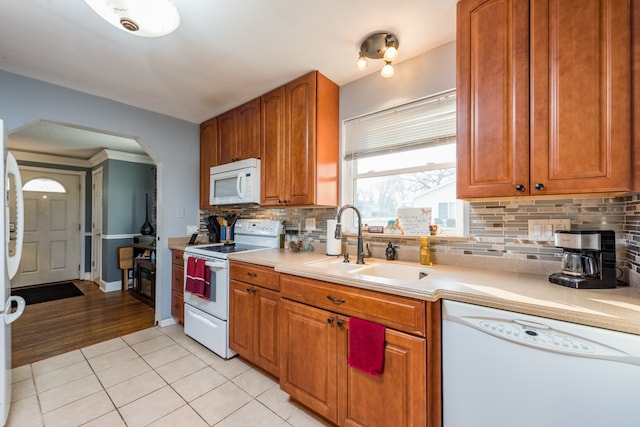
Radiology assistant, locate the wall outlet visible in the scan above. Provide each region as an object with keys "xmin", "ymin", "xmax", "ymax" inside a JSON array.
[
  {"xmin": 305, "ymin": 218, "xmax": 316, "ymax": 231},
  {"xmin": 527, "ymin": 219, "xmax": 570, "ymax": 241},
  {"xmin": 187, "ymin": 225, "xmax": 199, "ymax": 235}
]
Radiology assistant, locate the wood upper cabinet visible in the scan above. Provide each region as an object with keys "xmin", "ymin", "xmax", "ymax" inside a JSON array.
[
  {"xmin": 260, "ymin": 87, "xmax": 286, "ymax": 206},
  {"xmin": 217, "ymin": 97, "xmax": 261, "ymax": 165},
  {"xmin": 200, "ymin": 117, "xmax": 218, "ymax": 209},
  {"xmin": 261, "ymin": 71, "xmax": 339, "ymax": 207},
  {"xmin": 279, "ymin": 274, "xmax": 439, "ymax": 426},
  {"xmin": 229, "ymin": 261, "xmax": 280, "ymax": 377},
  {"xmin": 457, "ymin": 0, "xmax": 632, "ymax": 198}
]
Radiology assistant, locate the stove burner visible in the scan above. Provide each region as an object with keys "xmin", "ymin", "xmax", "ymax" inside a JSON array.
[{"xmin": 192, "ymin": 243, "xmax": 266, "ymax": 254}]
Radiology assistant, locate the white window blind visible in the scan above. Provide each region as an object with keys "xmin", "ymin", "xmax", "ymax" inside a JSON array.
[{"xmin": 343, "ymin": 90, "xmax": 456, "ymax": 159}]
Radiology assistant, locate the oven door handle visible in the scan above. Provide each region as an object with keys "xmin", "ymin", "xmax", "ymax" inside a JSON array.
[{"xmin": 205, "ymin": 261, "xmax": 226, "ymax": 270}]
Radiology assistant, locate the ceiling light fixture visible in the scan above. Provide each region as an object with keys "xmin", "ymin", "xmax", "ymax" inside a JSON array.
[
  {"xmin": 355, "ymin": 32, "xmax": 400, "ymax": 78},
  {"xmin": 83, "ymin": 0, "xmax": 180, "ymax": 37}
]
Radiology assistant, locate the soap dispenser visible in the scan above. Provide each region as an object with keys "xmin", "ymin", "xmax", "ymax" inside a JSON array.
[
  {"xmin": 419, "ymin": 237, "xmax": 432, "ymax": 266},
  {"xmin": 385, "ymin": 242, "xmax": 396, "ymax": 260}
]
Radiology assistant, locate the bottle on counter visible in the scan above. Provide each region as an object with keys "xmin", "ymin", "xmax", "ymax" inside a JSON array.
[
  {"xmin": 419, "ymin": 237, "xmax": 432, "ymax": 266},
  {"xmin": 385, "ymin": 242, "xmax": 396, "ymax": 260}
]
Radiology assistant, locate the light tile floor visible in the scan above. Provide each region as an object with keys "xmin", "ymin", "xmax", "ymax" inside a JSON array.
[{"xmin": 8, "ymin": 324, "xmax": 332, "ymax": 427}]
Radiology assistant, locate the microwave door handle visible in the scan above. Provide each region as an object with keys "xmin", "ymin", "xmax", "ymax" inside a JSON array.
[{"xmin": 236, "ymin": 174, "xmax": 244, "ymax": 197}]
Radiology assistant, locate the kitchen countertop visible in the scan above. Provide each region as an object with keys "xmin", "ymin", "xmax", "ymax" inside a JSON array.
[{"xmin": 227, "ymin": 248, "xmax": 640, "ymax": 335}]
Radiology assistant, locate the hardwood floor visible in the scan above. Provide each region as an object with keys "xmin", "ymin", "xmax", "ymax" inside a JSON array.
[{"xmin": 11, "ymin": 280, "xmax": 155, "ymax": 368}]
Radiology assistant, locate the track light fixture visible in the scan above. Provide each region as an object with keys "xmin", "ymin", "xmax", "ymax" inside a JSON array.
[{"xmin": 355, "ymin": 32, "xmax": 400, "ymax": 78}]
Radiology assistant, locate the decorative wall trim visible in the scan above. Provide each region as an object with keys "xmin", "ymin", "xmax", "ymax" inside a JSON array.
[
  {"xmin": 102, "ymin": 234, "xmax": 137, "ymax": 240},
  {"xmin": 11, "ymin": 149, "xmax": 153, "ymax": 168},
  {"xmin": 89, "ymin": 149, "xmax": 154, "ymax": 167}
]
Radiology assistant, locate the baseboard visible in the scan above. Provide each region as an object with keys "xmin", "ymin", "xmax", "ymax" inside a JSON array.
[
  {"xmin": 158, "ymin": 317, "xmax": 177, "ymax": 328},
  {"xmin": 100, "ymin": 280, "xmax": 122, "ymax": 293}
]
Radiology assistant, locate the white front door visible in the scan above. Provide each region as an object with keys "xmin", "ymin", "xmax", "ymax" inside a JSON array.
[
  {"xmin": 12, "ymin": 169, "xmax": 81, "ymax": 287},
  {"xmin": 91, "ymin": 168, "xmax": 102, "ymax": 285}
]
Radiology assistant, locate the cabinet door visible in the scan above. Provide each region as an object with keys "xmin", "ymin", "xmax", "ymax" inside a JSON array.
[
  {"xmin": 200, "ymin": 118, "xmax": 218, "ymax": 209},
  {"xmin": 338, "ymin": 322, "xmax": 427, "ymax": 427},
  {"xmin": 218, "ymin": 109, "xmax": 238, "ymax": 164},
  {"xmin": 456, "ymin": 0, "xmax": 530, "ymax": 198},
  {"xmin": 229, "ymin": 280, "xmax": 254, "ymax": 358},
  {"xmin": 253, "ymin": 287, "xmax": 280, "ymax": 377},
  {"xmin": 171, "ymin": 290, "xmax": 184, "ymax": 324},
  {"xmin": 261, "ymin": 87, "xmax": 286, "ymax": 206},
  {"xmin": 237, "ymin": 98, "xmax": 261, "ymax": 160},
  {"xmin": 285, "ymin": 72, "xmax": 317, "ymax": 205},
  {"xmin": 279, "ymin": 299, "xmax": 338, "ymax": 424},
  {"xmin": 530, "ymin": 0, "xmax": 631, "ymax": 194}
]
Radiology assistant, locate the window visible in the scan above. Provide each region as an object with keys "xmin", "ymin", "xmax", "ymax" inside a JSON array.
[
  {"xmin": 22, "ymin": 178, "xmax": 67, "ymax": 193},
  {"xmin": 342, "ymin": 90, "xmax": 466, "ymax": 236}
]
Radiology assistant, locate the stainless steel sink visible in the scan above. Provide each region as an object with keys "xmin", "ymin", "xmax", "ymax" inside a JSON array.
[{"xmin": 304, "ymin": 258, "xmax": 433, "ymax": 282}]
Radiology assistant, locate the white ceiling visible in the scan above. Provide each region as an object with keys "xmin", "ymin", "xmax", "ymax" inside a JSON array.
[{"xmin": 0, "ymin": 0, "xmax": 457, "ymax": 158}]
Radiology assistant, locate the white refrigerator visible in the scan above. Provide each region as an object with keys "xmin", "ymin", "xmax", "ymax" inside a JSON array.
[{"xmin": 0, "ymin": 119, "xmax": 25, "ymax": 426}]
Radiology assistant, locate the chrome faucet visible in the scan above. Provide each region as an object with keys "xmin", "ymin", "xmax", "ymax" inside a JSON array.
[{"xmin": 335, "ymin": 204, "xmax": 366, "ymax": 264}]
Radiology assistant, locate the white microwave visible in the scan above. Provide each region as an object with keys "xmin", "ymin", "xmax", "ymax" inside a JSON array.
[{"xmin": 209, "ymin": 158, "xmax": 261, "ymax": 206}]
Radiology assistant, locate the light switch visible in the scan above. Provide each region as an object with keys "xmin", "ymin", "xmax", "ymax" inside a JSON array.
[
  {"xmin": 528, "ymin": 219, "xmax": 571, "ymax": 241},
  {"xmin": 305, "ymin": 218, "xmax": 316, "ymax": 231},
  {"xmin": 533, "ymin": 224, "xmax": 542, "ymax": 236}
]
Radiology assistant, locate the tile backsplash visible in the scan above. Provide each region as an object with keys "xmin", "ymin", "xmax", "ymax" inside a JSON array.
[{"xmin": 201, "ymin": 193, "xmax": 640, "ymax": 280}]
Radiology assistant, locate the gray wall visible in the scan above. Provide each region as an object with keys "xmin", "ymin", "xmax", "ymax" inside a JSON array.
[
  {"xmin": 100, "ymin": 159, "xmax": 155, "ymax": 282},
  {"xmin": 1, "ymin": 70, "xmax": 200, "ymax": 323},
  {"xmin": 340, "ymin": 41, "xmax": 456, "ymax": 122}
]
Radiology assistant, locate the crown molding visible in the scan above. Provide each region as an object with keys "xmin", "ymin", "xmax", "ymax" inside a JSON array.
[
  {"xmin": 10, "ymin": 149, "xmax": 153, "ymax": 168},
  {"xmin": 89, "ymin": 149, "xmax": 154, "ymax": 167}
]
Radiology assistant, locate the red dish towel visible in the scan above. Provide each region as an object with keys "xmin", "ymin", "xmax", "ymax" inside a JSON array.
[
  {"xmin": 185, "ymin": 257, "xmax": 210, "ymax": 299},
  {"xmin": 348, "ymin": 317, "xmax": 386, "ymax": 376}
]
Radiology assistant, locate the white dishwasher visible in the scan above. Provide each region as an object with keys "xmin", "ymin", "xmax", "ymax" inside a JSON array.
[{"xmin": 442, "ymin": 300, "xmax": 640, "ymax": 427}]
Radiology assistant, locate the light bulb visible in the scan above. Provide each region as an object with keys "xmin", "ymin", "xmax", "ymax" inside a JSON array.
[
  {"xmin": 355, "ymin": 54, "xmax": 368, "ymax": 71},
  {"xmin": 381, "ymin": 62, "xmax": 394, "ymax": 78},
  {"xmin": 383, "ymin": 46, "xmax": 398, "ymax": 62}
]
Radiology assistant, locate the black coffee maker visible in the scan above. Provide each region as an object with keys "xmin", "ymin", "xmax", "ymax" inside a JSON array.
[{"xmin": 549, "ymin": 230, "xmax": 616, "ymax": 289}]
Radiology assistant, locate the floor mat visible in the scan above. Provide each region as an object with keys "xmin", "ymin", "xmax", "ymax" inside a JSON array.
[{"xmin": 11, "ymin": 282, "xmax": 84, "ymax": 305}]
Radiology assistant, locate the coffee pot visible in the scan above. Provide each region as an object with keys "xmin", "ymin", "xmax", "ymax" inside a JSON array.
[
  {"xmin": 561, "ymin": 251, "xmax": 598, "ymax": 277},
  {"xmin": 549, "ymin": 230, "xmax": 616, "ymax": 289}
]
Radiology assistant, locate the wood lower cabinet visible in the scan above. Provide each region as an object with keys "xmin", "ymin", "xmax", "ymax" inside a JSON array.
[
  {"xmin": 457, "ymin": 0, "xmax": 632, "ymax": 198},
  {"xmin": 229, "ymin": 261, "xmax": 280, "ymax": 377},
  {"xmin": 171, "ymin": 250, "xmax": 184, "ymax": 323},
  {"xmin": 338, "ymin": 322, "xmax": 427, "ymax": 427},
  {"xmin": 261, "ymin": 71, "xmax": 339, "ymax": 207},
  {"xmin": 279, "ymin": 274, "xmax": 440, "ymax": 426}
]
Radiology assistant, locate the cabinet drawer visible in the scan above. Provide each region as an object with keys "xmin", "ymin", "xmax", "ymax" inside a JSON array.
[
  {"xmin": 171, "ymin": 265, "xmax": 184, "ymax": 293},
  {"xmin": 172, "ymin": 250, "xmax": 184, "ymax": 266},
  {"xmin": 281, "ymin": 274, "xmax": 426, "ymax": 336},
  {"xmin": 230, "ymin": 261, "xmax": 280, "ymax": 291}
]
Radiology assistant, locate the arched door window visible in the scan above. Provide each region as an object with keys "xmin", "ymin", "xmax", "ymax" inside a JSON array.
[{"xmin": 22, "ymin": 178, "xmax": 67, "ymax": 193}]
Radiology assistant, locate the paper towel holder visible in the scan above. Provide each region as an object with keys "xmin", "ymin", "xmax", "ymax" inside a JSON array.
[{"xmin": 326, "ymin": 219, "xmax": 342, "ymax": 256}]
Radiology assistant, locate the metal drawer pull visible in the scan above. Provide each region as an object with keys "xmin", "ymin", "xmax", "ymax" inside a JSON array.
[
  {"xmin": 326, "ymin": 295, "xmax": 345, "ymax": 304},
  {"xmin": 247, "ymin": 272, "xmax": 257, "ymax": 277}
]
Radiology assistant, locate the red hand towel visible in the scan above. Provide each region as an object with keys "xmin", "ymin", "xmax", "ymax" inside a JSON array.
[
  {"xmin": 185, "ymin": 257, "xmax": 210, "ymax": 299},
  {"xmin": 348, "ymin": 317, "xmax": 386, "ymax": 376}
]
